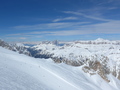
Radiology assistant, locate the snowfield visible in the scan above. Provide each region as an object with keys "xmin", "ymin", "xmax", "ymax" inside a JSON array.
[{"xmin": 0, "ymin": 46, "xmax": 120, "ymax": 90}]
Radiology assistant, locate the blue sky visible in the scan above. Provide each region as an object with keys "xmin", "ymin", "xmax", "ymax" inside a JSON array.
[{"xmin": 0, "ymin": 0, "xmax": 120, "ymax": 42}]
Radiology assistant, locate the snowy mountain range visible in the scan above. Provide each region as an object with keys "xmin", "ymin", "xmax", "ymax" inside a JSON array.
[
  {"xmin": 29, "ymin": 39, "xmax": 120, "ymax": 82},
  {"xmin": 0, "ymin": 38, "xmax": 120, "ymax": 90}
]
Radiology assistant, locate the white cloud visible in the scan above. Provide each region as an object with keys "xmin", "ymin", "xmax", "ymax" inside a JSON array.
[
  {"xmin": 104, "ymin": 6, "xmax": 118, "ymax": 10},
  {"xmin": 83, "ymin": 21, "xmax": 120, "ymax": 34},
  {"xmin": 91, "ymin": 0, "xmax": 120, "ymax": 5},
  {"xmin": 19, "ymin": 37, "xmax": 27, "ymax": 40},
  {"xmin": 47, "ymin": 21, "xmax": 120, "ymax": 35},
  {"xmin": 63, "ymin": 11, "xmax": 114, "ymax": 21},
  {"xmin": 53, "ymin": 17, "xmax": 78, "ymax": 22},
  {"xmin": 9, "ymin": 20, "xmax": 120, "ymax": 37},
  {"xmin": 13, "ymin": 22, "xmax": 90, "ymax": 30}
]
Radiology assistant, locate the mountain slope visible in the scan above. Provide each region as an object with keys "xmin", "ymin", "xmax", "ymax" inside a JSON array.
[
  {"xmin": 30, "ymin": 39, "xmax": 120, "ymax": 82},
  {"xmin": 0, "ymin": 47, "xmax": 120, "ymax": 90}
]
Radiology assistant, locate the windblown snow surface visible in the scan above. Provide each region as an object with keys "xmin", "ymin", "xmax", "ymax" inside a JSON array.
[{"xmin": 0, "ymin": 47, "xmax": 120, "ymax": 90}]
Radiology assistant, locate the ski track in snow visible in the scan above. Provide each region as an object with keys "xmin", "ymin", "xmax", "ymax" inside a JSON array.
[{"xmin": 40, "ymin": 66, "xmax": 81, "ymax": 90}]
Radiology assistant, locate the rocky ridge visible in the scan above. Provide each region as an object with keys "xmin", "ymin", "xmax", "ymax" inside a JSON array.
[{"xmin": 0, "ymin": 39, "xmax": 120, "ymax": 82}]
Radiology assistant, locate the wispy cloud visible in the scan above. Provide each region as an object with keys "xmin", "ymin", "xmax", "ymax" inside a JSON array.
[
  {"xmin": 63, "ymin": 11, "xmax": 114, "ymax": 21},
  {"xmin": 97, "ymin": 0, "xmax": 120, "ymax": 5},
  {"xmin": 13, "ymin": 22, "xmax": 90, "ymax": 30},
  {"xmin": 19, "ymin": 37, "xmax": 27, "ymax": 40},
  {"xmin": 53, "ymin": 17, "xmax": 78, "ymax": 22},
  {"xmin": 106, "ymin": 6, "xmax": 118, "ymax": 10},
  {"xmin": 7, "ymin": 4, "xmax": 120, "ymax": 41},
  {"xmin": 79, "ymin": 21, "xmax": 120, "ymax": 34},
  {"xmin": 48, "ymin": 21, "xmax": 120, "ymax": 35},
  {"xmin": 8, "ymin": 20, "xmax": 120, "ymax": 37}
]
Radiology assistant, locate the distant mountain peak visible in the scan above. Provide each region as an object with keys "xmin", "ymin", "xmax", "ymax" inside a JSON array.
[
  {"xmin": 94, "ymin": 38, "xmax": 109, "ymax": 42},
  {"xmin": 96, "ymin": 38, "xmax": 104, "ymax": 40}
]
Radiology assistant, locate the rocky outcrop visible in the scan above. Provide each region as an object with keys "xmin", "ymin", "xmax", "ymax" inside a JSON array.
[
  {"xmin": 52, "ymin": 57, "xmax": 83, "ymax": 66},
  {"xmin": 0, "ymin": 39, "xmax": 31, "ymax": 56}
]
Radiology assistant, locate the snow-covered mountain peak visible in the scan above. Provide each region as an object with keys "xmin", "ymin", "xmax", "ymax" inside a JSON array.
[{"xmin": 94, "ymin": 38, "xmax": 110, "ymax": 42}]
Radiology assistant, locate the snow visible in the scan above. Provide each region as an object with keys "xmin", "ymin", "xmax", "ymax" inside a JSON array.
[
  {"xmin": 33, "ymin": 41, "xmax": 120, "ymax": 64},
  {"xmin": 94, "ymin": 38, "xmax": 110, "ymax": 42},
  {"xmin": 0, "ymin": 46, "xmax": 120, "ymax": 90},
  {"xmin": 44, "ymin": 39, "xmax": 119, "ymax": 58}
]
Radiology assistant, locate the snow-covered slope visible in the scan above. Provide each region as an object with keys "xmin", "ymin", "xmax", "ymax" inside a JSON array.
[
  {"xmin": 30, "ymin": 39, "xmax": 120, "ymax": 82},
  {"xmin": 0, "ymin": 46, "xmax": 120, "ymax": 90}
]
